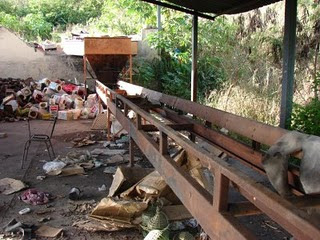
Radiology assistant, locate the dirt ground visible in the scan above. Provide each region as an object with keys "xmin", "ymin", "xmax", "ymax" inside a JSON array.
[{"xmin": 0, "ymin": 119, "xmax": 143, "ymax": 239}]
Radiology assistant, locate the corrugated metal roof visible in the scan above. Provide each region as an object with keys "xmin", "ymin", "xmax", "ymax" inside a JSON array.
[{"xmin": 166, "ymin": 0, "xmax": 282, "ymax": 14}]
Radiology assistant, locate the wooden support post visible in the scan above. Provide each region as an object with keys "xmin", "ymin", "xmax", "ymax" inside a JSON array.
[
  {"xmin": 189, "ymin": 132, "xmax": 196, "ymax": 142},
  {"xmin": 124, "ymin": 103, "xmax": 128, "ymax": 117},
  {"xmin": 213, "ymin": 172, "xmax": 230, "ymax": 212},
  {"xmin": 280, "ymin": 0, "xmax": 297, "ymax": 128},
  {"xmin": 107, "ymin": 107, "xmax": 111, "ymax": 141},
  {"xmin": 129, "ymin": 55, "xmax": 133, "ymax": 83},
  {"xmin": 83, "ymin": 56, "xmax": 87, "ymax": 98},
  {"xmin": 191, "ymin": 15, "xmax": 198, "ymax": 102},
  {"xmin": 98, "ymin": 97, "xmax": 102, "ymax": 114},
  {"xmin": 160, "ymin": 131, "xmax": 168, "ymax": 155},
  {"xmin": 136, "ymin": 114, "xmax": 142, "ymax": 130},
  {"xmin": 129, "ymin": 136, "xmax": 135, "ymax": 167}
]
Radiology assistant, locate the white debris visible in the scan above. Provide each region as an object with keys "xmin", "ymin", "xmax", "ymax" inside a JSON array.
[
  {"xmin": 98, "ymin": 184, "xmax": 107, "ymax": 192},
  {"xmin": 91, "ymin": 148, "xmax": 126, "ymax": 156},
  {"xmin": 43, "ymin": 161, "xmax": 66, "ymax": 174}
]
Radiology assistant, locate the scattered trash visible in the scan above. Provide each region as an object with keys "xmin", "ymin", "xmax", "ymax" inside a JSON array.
[
  {"xmin": 60, "ymin": 166, "xmax": 85, "ymax": 176},
  {"xmin": 116, "ymin": 135, "xmax": 129, "ymax": 144},
  {"xmin": 102, "ymin": 141, "xmax": 110, "ymax": 147},
  {"xmin": 111, "ymin": 120, "xmax": 128, "ymax": 136},
  {"xmin": 43, "ymin": 161, "xmax": 66, "ymax": 175},
  {"xmin": 94, "ymin": 160, "xmax": 103, "ymax": 168},
  {"xmin": 0, "ymin": 178, "xmax": 27, "ymax": 195},
  {"xmin": 19, "ymin": 207, "xmax": 31, "ymax": 215},
  {"xmin": 108, "ymin": 154, "xmax": 124, "ymax": 164},
  {"xmin": 36, "ymin": 209, "xmax": 55, "ymax": 215},
  {"xmin": 57, "ymin": 150, "xmax": 94, "ymax": 165},
  {"xmin": 103, "ymin": 166, "xmax": 117, "ymax": 174},
  {"xmin": 0, "ymin": 77, "xmax": 98, "ymax": 122},
  {"xmin": 4, "ymin": 219, "xmax": 23, "ymax": 233},
  {"xmin": 98, "ymin": 184, "xmax": 107, "ymax": 192},
  {"xmin": 69, "ymin": 187, "xmax": 81, "ymax": 201},
  {"xmin": 120, "ymin": 170, "xmax": 168, "ymax": 201},
  {"xmin": 144, "ymin": 228, "xmax": 169, "ymax": 240},
  {"xmin": 72, "ymin": 137, "xmax": 96, "ymax": 148},
  {"xmin": 36, "ymin": 175, "xmax": 46, "ymax": 181},
  {"xmin": 123, "ymin": 154, "xmax": 141, "ymax": 163},
  {"xmin": 73, "ymin": 219, "xmax": 124, "ymax": 232},
  {"xmin": 141, "ymin": 206, "xmax": 169, "ymax": 238},
  {"xmin": 0, "ymin": 132, "xmax": 7, "ymax": 138},
  {"xmin": 35, "ymin": 225, "xmax": 62, "ymax": 238},
  {"xmin": 38, "ymin": 217, "xmax": 52, "ymax": 223},
  {"xmin": 90, "ymin": 197, "xmax": 148, "ymax": 229},
  {"xmin": 91, "ymin": 148, "xmax": 127, "ymax": 156},
  {"xmin": 108, "ymin": 167, "xmax": 153, "ymax": 197},
  {"xmin": 68, "ymin": 199, "xmax": 95, "ymax": 213},
  {"xmin": 20, "ymin": 189, "xmax": 52, "ymax": 205}
]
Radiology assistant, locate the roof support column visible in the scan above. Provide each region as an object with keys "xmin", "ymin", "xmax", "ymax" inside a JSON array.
[
  {"xmin": 191, "ymin": 15, "xmax": 198, "ymax": 102},
  {"xmin": 279, "ymin": 0, "xmax": 297, "ymax": 129},
  {"xmin": 157, "ymin": 5, "xmax": 162, "ymax": 30}
]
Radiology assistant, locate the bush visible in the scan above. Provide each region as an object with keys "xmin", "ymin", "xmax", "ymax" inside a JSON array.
[{"xmin": 291, "ymin": 99, "xmax": 320, "ymax": 136}]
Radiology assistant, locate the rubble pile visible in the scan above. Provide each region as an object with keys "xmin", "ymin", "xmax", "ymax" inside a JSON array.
[{"xmin": 0, "ymin": 77, "xmax": 98, "ymax": 122}]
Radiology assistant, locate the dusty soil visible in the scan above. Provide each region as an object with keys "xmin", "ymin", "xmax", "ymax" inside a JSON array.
[{"xmin": 0, "ymin": 120, "xmax": 142, "ymax": 239}]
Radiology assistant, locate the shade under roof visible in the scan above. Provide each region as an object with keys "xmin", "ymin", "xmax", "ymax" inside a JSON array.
[{"xmin": 166, "ymin": 0, "xmax": 282, "ymax": 15}]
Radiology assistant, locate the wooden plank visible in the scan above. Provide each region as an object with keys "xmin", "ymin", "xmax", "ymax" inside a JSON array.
[
  {"xmin": 84, "ymin": 37, "xmax": 132, "ymax": 55},
  {"xmin": 131, "ymin": 41, "xmax": 138, "ymax": 55},
  {"xmin": 117, "ymin": 80, "xmax": 288, "ymax": 147},
  {"xmin": 141, "ymin": 123, "xmax": 193, "ymax": 132}
]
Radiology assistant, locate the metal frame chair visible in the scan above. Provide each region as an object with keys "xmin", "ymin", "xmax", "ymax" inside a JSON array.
[{"xmin": 21, "ymin": 116, "xmax": 57, "ymax": 169}]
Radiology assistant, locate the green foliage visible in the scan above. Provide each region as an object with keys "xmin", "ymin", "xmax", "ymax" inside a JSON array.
[
  {"xmin": 0, "ymin": 0, "xmax": 104, "ymax": 40},
  {"xmin": 291, "ymin": 71, "xmax": 320, "ymax": 136},
  {"xmin": 137, "ymin": 13, "xmax": 229, "ymax": 100},
  {"xmin": 96, "ymin": 0, "xmax": 156, "ymax": 35},
  {"xmin": 22, "ymin": 13, "xmax": 53, "ymax": 40},
  {"xmin": 291, "ymin": 99, "xmax": 320, "ymax": 136}
]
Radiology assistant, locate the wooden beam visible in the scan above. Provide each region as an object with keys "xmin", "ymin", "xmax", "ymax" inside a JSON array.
[{"xmin": 141, "ymin": 123, "xmax": 193, "ymax": 132}]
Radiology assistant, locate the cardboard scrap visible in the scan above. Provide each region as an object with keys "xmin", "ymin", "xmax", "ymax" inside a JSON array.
[
  {"xmin": 108, "ymin": 167, "xmax": 153, "ymax": 197},
  {"xmin": 35, "ymin": 225, "xmax": 62, "ymax": 238},
  {"xmin": 186, "ymin": 151, "xmax": 213, "ymax": 192},
  {"xmin": 73, "ymin": 219, "xmax": 132, "ymax": 232},
  {"xmin": 90, "ymin": 197, "xmax": 147, "ymax": 226},
  {"xmin": 0, "ymin": 178, "xmax": 27, "ymax": 195},
  {"xmin": 60, "ymin": 166, "xmax": 85, "ymax": 176},
  {"xmin": 120, "ymin": 151, "xmax": 186, "ymax": 201},
  {"xmin": 120, "ymin": 170, "xmax": 168, "ymax": 201}
]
